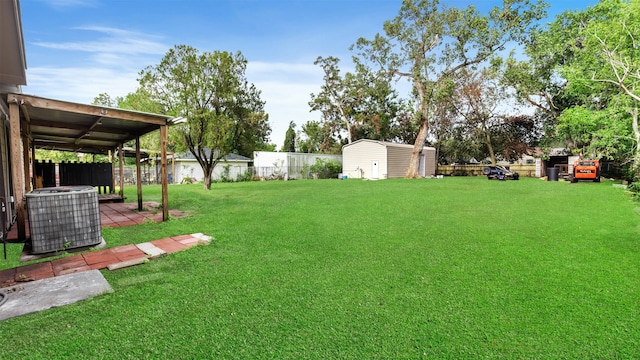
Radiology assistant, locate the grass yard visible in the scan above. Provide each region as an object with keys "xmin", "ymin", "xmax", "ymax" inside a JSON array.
[{"xmin": 0, "ymin": 177, "xmax": 639, "ymax": 358}]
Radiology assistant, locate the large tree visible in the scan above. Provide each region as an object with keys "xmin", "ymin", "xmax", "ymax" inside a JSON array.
[
  {"xmin": 564, "ymin": 0, "xmax": 640, "ymax": 174},
  {"xmin": 283, "ymin": 121, "xmax": 296, "ymax": 152},
  {"xmin": 309, "ymin": 56, "xmax": 359, "ymax": 144},
  {"xmin": 309, "ymin": 56, "xmax": 402, "ymax": 145},
  {"xmin": 138, "ymin": 45, "xmax": 270, "ymax": 189},
  {"xmin": 453, "ymin": 68, "xmax": 508, "ymax": 165},
  {"xmin": 353, "ymin": 0, "xmax": 546, "ymax": 178}
]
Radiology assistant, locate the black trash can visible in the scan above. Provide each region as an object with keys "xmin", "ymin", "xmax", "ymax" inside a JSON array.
[{"xmin": 547, "ymin": 167, "xmax": 559, "ymax": 181}]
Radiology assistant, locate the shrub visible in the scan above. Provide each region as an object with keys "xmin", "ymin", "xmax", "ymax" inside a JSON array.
[
  {"xmin": 236, "ymin": 169, "xmax": 255, "ymax": 182},
  {"xmin": 309, "ymin": 158, "xmax": 342, "ymax": 179}
]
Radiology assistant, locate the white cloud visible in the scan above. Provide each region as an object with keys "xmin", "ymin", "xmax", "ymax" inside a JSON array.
[
  {"xmin": 25, "ymin": 26, "xmax": 167, "ymax": 103},
  {"xmin": 24, "ymin": 67, "xmax": 139, "ymax": 104},
  {"xmin": 37, "ymin": 0, "xmax": 98, "ymax": 9},
  {"xmin": 33, "ymin": 26, "xmax": 167, "ymax": 57}
]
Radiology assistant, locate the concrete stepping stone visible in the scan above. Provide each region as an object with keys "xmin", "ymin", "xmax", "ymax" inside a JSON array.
[
  {"xmin": 135, "ymin": 242, "xmax": 166, "ymax": 259},
  {"xmin": 0, "ymin": 270, "xmax": 113, "ymax": 321}
]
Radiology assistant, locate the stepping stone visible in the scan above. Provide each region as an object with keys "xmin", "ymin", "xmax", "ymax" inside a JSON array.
[
  {"xmin": 150, "ymin": 238, "xmax": 187, "ymax": 254},
  {"xmin": 107, "ymin": 257, "xmax": 148, "ymax": 271},
  {"xmin": 191, "ymin": 233, "xmax": 212, "ymax": 243},
  {"xmin": 0, "ymin": 270, "xmax": 113, "ymax": 321},
  {"xmin": 135, "ymin": 242, "xmax": 166, "ymax": 259}
]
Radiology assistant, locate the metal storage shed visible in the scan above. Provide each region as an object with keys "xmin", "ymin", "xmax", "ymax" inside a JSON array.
[{"xmin": 342, "ymin": 139, "xmax": 436, "ymax": 179}]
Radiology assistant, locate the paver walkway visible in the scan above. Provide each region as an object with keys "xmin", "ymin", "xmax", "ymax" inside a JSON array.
[
  {"xmin": 5, "ymin": 201, "xmax": 188, "ymax": 241},
  {"xmin": 0, "ymin": 233, "xmax": 211, "ymax": 288}
]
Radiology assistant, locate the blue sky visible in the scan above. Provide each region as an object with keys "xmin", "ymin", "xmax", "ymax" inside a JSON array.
[{"xmin": 20, "ymin": 0, "xmax": 597, "ymax": 148}]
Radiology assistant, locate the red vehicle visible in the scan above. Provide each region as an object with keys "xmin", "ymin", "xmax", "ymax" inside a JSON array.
[{"xmin": 571, "ymin": 159, "xmax": 600, "ymax": 183}]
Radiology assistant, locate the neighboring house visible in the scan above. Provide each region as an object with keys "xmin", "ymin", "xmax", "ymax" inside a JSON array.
[
  {"xmin": 342, "ymin": 139, "xmax": 436, "ymax": 179},
  {"xmin": 173, "ymin": 152, "xmax": 251, "ymax": 183},
  {"xmin": 253, "ymin": 151, "xmax": 343, "ymax": 180}
]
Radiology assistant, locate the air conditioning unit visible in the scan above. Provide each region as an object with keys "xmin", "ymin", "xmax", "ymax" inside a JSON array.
[{"xmin": 26, "ymin": 186, "xmax": 102, "ymax": 254}]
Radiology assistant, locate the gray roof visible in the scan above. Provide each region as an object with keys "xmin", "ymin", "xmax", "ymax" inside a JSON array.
[{"xmin": 175, "ymin": 151, "xmax": 251, "ymax": 162}]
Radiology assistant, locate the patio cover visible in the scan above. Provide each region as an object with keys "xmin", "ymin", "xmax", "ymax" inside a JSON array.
[
  {"xmin": 6, "ymin": 93, "xmax": 169, "ymax": 153},
  {"xmin": 4, "ymin": 92, "xmax": 173, "ymax": 240}
]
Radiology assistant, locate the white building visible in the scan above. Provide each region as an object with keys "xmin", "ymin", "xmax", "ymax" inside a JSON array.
[
  {"xmin": 253, "ymin": 151, "xmax": 342, "ymax": 180},
  {"xmin": 173, "ymin": 153, "xmax": 251, "ymax": 183},
  {"xmin": 342, "ymin": 139, "xmax": 436, "ymax": 179}
]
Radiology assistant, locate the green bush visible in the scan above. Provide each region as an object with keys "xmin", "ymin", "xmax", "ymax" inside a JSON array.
[
  {"xmin": 309, "ymin": 158, "xmax": 342, "ymax": 179},
  {"xmin": 236, "ymin": 169, "xmax": 255, "ymax": 182},
  {"xmin": 627, "ymin": 181, "xmax": 640, "ymax": 198}
]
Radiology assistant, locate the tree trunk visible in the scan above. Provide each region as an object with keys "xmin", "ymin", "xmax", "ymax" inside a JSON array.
[
  {"xmin": 483, "ymin": 121, "xmax": 496, "ymax": 165},
  {"xmin": 631, "ymin": 101, "xmax": 640, "ymax": 177},
  {"xmin": 202, "ymin": 174, "xmax": 211, "ymax": 190},
  {"xmin": 202, "ymin": 161, "xmax": 216, "ymax": 190},
  {"xmin": 406, "ymin": 120, "xmax": 429, "ymax": 178}
]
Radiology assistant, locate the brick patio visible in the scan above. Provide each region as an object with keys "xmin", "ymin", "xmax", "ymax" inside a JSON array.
[
  {"xmin": 0, "ymin": 233, "xmax": 211, "ymax": 288},
  {"xmin": 6, "ymin": 201, "xmax": 187, "ymax": 241},
  {"xmin": 0, "ymin": 201, "xmax": 201, "ymax": 289}
]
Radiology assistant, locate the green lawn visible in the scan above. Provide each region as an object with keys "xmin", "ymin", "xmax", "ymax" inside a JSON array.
[{"xmin": 1, "ymin": 177, "xmax": 639, "ymax": 358}]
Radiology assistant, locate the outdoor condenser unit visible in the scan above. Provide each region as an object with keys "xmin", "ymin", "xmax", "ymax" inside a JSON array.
[{"xmin": 26, "ymin": 186, "xmax": 102, "ymax": 254}]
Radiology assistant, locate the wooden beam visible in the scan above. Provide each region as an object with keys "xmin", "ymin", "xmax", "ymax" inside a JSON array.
[
  {"xmin": 74, "ymin": 116, "xmax": 108, "ymax": 144},
  {"xmin": 136, "ymin": 136, "xmax": 143, "ymax": 211},
  {"xmin": 36, "ymin": 131, "xmax": 129, "ymax": 143},
  {"xmin": 160, "ymin": 125, "xmax": 168, "ymax": 221},
  {"xmin": 8, "ymin": 101, "xmax": 25, "ymax": 240},
  {"xmin": 119, "ymin": 144, "xmax": 124, "ymax": 199},
  {"xmin": 30, "ymin": 141, "xmax": 36, "ymax": 188},
  {"xmin": 33, "ymin": 140, "xmax": 113, "ymax": 153},
  {"xmin": 23, "ymin": 134, "xmax": 30, "ymax": 192},
  {"xmin": 109, "ymin": 149, "xmax": 115, "ymax": 194},
  {"xmin": 7, "ymin": 93, "xmax": 169, "ymax": 126},
  {"xmin": 30, "ymin": 119, "xmax": 133, "ymax": 137}
]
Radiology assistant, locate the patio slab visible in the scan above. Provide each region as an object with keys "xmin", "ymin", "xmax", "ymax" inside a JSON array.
[
  {"xmin": 15, "ymin": 262, "xmax": 54, "ymax": 282},
  {"xmin": 0, "ymin": 270, "xmax": 113, "ymax": 321},
  {"xmin": 110, "ymin": 244, "xmax": 147, "ymax": 262},
  {"xmin": 51, "ymin": 254, "xmax": 90, "ymax": 276},
  {"xmin": 136, "ymin": 242, "xmax": 166, "ymax": 259},
  {"xmin": 150, "ymin": 238, "xmax": 188, "ymax": 254},
  {"xmin": 0, "ymin": 233, "xmax": 211, "ymax": 321}
]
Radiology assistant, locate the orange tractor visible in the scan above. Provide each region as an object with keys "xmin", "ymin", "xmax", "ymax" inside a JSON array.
[{"xmin": 571, "ymin": 159, "xmax": 600, "ymax": 183}]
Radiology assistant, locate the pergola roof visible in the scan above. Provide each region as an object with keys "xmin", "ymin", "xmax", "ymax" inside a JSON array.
[{"xmin": 5, "ymin": 93, "xmax": 173, "ymax": 154}]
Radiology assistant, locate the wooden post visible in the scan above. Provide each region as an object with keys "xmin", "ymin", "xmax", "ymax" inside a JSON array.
[
  {"xmin": 109, "ymin": 149, "xmax": 115, "ymax": 194},
  {"xmin": 8, "ymin": 101, "xmax": 26, "ymax": 240},
  {"xmin": 160, "ymin": 125, "xmax": 169, "ymax": 221},
  {"xmin": 30, "ymin": 141, "xmax": 36, "ymax": 189},
  {"xmin": 171, "ymin": 153, "xmax": 175, "ymax": 185},
  {"xmin": 118, "ymin": 144, "xmax": 124, "ymax": 199},
  {"xmin": 135, "ymin": 137, "xmax": 143, "ymax": 211},
  {"xmin": 22, "ymin": 133, "xmax": 30, "ymax": 193}
]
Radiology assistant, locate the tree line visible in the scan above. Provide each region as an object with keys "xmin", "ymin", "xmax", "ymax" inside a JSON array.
[{"xmin": 91, "ymin": 0, "xmax": 640, "ymax": 188}]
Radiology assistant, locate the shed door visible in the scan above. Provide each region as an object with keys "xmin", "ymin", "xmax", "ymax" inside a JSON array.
[
  {"xmin": 371, "ymin": 160, "xmax": 379, "ymax": 179},
  {"xmin": 419, "ymin": 154, "xmax": 426, "ymax": 177}
]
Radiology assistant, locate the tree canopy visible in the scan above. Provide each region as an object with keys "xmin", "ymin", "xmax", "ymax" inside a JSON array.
[
  {"xmin": 352, "ymin": 0, "xmax": 547, "ymax": 177},
  {"xmin": 138, "ymin": 45, "xmax": 270, "ymax": 189},
  {"xmin": 500, "ymin": 0, "xmax": 639, "ymax": 178}
]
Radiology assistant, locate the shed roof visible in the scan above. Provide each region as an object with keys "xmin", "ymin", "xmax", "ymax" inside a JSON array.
[
  {"xmin": 342, "ymin": 139, "xmax": 436, "ymax": 151},
  {"xmin": 175, "ymin": 151, "xmax": 251, "ymax": 162},
  {"xmin": 4, "ymin": 92, "xmax": 173, "ymax": 154}
]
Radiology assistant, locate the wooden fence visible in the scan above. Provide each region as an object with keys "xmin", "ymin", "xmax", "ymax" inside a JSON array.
[
  {"xmin": 34, "ymin": 160, "xmax": 114, "ymax": 194},
  {"xmin": 437, "ymin": 164, "xmax": 537, "ymax": 177}
]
